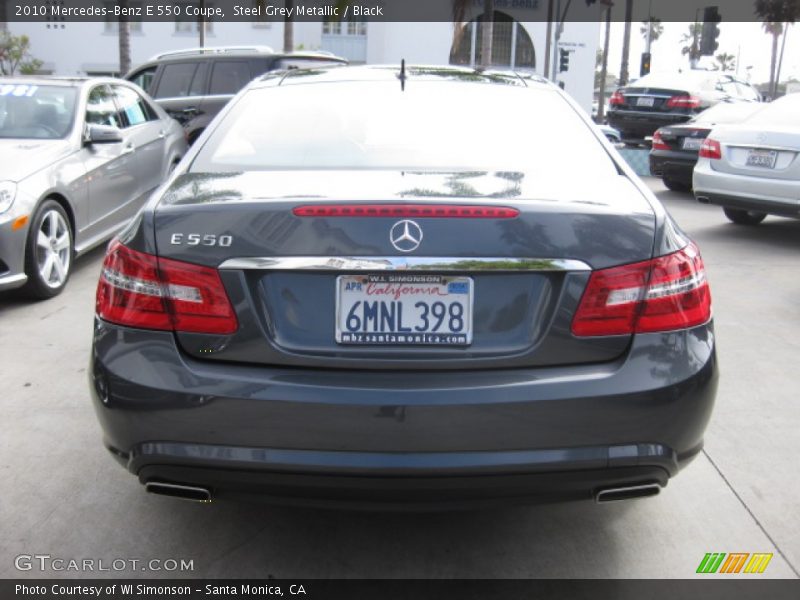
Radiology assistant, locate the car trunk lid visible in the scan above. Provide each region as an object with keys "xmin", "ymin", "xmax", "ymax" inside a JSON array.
[{"xmin": 153, "ymin": 170, "xmax": 657, "ymax": 370}]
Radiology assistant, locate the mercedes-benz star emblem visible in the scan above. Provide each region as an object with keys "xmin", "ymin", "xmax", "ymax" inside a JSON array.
[{"xmin": 389, "ymin": 220, "xmax": 423, "ymax": 253}]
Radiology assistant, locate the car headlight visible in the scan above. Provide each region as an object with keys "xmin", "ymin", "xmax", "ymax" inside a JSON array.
[{"xmin": 0, "ymin": 181, "xmax": 16, "ymax": 214}]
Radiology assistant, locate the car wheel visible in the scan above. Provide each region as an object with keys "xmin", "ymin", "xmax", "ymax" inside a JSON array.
[
  {"xmin": 22, "ymin": 200, "xmax": 73, "ymax": 299},
  {"xmin": 723, "ymin": 207, "xmax": 767, "ymax": 226},
  {"xmin": 662, "ymin": 177, "xmax": 691, "ymax": 192}
]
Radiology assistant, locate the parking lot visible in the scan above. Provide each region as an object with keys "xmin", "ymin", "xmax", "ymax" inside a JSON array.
[{"xmin": 1, "ymin": 177, "xmax": 798, "ymax": 579}]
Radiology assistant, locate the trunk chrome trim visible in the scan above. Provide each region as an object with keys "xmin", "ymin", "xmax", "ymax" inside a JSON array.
[{"xmin": 218, "ymin": 256, "xmax": 592, "ymax": 272}]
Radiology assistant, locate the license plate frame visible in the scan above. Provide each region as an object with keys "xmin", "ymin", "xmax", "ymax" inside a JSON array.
[
  {"xmin": 745, "ymin": 149, "xmax": 778, "ymax": 169},
  {"xmin": 682, "ymin": 137, "xmax": 704, "ymax": 151},
  {"xmin": 636, "ymin": 96, "xmax": 655, "ymax": 107},
  {"xmin": 335, "ymin": 274, "xmax": 474, "ymax": 346}
]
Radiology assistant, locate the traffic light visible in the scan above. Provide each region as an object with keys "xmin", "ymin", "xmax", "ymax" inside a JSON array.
[
  {"xmin": 640, "ymin": 52, "xmax": 651, "ymax": 76},
  {"xmin": 559, "ymin": 49, "xmax": 570, "ymax": 73},
  {"xmin": 700, "ymin": 6, "xmax": 721, "ymax": 56}
]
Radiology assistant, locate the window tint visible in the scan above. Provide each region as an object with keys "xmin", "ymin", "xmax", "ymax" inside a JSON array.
[
  {"xmin": 209, "ymin": 61, "xmax": 252, "ymax": 95},
  {"xmin": 188, "ymin": 62, "xmax": 208, "ymax": 96},
  {"xmin": 113, "ymin": 85, "xmax": 157, "ymax": 127},
  {"xmin": 86, "ymin": 85, "xmax": 122, "ymax": 128},
  {"xmin": 129, "ymin": 67, "xmax": 157, "ymax": 93},
  {"xmin": 154, "ymin": 63, "xmax": 197, "ymax": 98},
  {"xmin": 192, "ymin": 82, "xmax": 619, "ymax": 176}
]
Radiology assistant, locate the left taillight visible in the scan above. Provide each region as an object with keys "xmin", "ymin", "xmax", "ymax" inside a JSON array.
[
  {"xmin": 699, "ymin": 138, "xmax": 722, "ymax": 160},
  {"xmin": 96, "ymin": 240, "xmax": 238, "ymax": 335},
  {"xmin": 651, "ymin": 131, "xmax": 670, "ymax": 151},
  {"xmin": 572, "ymin": 242, "xmax": 711, "ymax": 337}
]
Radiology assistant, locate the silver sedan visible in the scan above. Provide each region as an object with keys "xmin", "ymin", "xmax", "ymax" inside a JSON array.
[
  {"xmin": 693, "ymin": 93, "xmax": 800, "ymax": 225},
  {"xmin": 0, "ymin": 77, "xmax": 186, "ymax": 298}
]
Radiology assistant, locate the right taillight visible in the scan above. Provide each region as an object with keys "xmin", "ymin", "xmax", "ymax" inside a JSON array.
[
  {"xmin": 609, "ymin": 90, "xmax": 625, "ymax": 106},
  {"xmin": 96, "ymin": 240, "xmax": 238, "ymax": 335},
  {"xmin": 572, "ymin": 242, "xmax": 711, "ymax": 337},
  {"xmin": 651, "ymin": 131, "xmax": 670, "ymax": 151},
  {"xmin": 699, "ymin": 138, "xmax": 722, "ymax": 160}
]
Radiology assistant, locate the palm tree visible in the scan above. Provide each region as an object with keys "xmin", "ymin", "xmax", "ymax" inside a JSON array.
[
  {"xmin": 764, "ymin": 22, "xmax": 783, "ymax": 98},
  {"xmin": 714, "ymin": 52, "xmax": 736, "ymax": 72},
  {"xmin": 680, "ymin": 23, "xmax": 702, "ymax": 68},
  {"xmin": 639, "ymin": 18, "xmax": 663, "ymax": 44},
  {"xmin": 755, "ymin": 0, "xmax": 800, "ymax": 99},
  {"xmin": 118, "ymin": 0, "xmax": 131, "ymax": 76},
  {"xmin": 451, "ymin": 0, "xmax": 495, "ymax": 67},
  {"xmin": 283, "ymin": 0, "xmax": 294, "ymax": 52},
  {"xmin": 619, "ymin": 0, "xmax": 633, "ymax": 85}
]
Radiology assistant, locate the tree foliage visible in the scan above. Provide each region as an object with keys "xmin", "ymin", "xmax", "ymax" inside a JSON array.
[
  {"xmin": 714, "ymin": 53, "xmax": 736, "ymax": 71},
  {"xmin": 0, "ymin": 31, "xmax": 43, "ymax": 76},
  {"xmin": 640, "ymin": 18, "xmax": 664, "ymax": 43},
  {"xmin": 680, "ymin": 23, "xmax": 702, "ymax": 64},
  {"xmin": 754, "ymin": 0, "xmax": 800, "ymax": 24}
]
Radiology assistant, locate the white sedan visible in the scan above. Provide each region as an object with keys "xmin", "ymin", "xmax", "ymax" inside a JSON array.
[{"xmin": 693, "ymin": 93, "xmax": 800, "ymax": 225}]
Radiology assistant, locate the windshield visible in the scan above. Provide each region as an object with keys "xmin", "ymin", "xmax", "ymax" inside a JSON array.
[
  {"xmin": 191, "ymin": 81, "xmax": 618, "ymax": 175},
  {"xmin": 0, "ymin": 84, "xmax": 78, "ymax": 139}
]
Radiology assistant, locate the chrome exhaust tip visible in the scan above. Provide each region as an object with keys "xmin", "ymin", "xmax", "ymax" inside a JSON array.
[
  {"xmin": 145, "ymin": 481, "xmax": 212, "ymax": 503},
  {"xmin": 595, "ymin": 483, "xmax": 661, "ymax": 503}
]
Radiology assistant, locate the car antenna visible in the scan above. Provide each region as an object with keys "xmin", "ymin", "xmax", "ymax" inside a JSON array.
[{"xmin": 398, "ymin": 59, "xmax": 406, "ymax": 91}]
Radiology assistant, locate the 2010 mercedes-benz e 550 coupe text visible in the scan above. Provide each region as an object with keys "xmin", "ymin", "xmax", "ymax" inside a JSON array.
[{"xmin": 89, "ymin": 66, "xmax": 718, "ymax": 509}]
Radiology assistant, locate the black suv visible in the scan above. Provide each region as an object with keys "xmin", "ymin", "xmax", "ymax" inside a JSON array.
[
  {"xmin": 126, "ymin": 46, "xmax": 347, "ymax": 144},
  {"xmin": 607, "ymin": 71, "xmax": 760, "ymax": 145}
]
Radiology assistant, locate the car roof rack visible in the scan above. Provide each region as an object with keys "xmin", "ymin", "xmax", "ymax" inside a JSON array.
[{"xmin": 149, "ymin": 45, "xmax": 275, "ymax": 61}]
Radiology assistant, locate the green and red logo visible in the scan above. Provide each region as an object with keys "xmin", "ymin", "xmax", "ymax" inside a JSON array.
[{"xmin": 696, "ymin": 552, "xmax": 773, "ymax": 574}]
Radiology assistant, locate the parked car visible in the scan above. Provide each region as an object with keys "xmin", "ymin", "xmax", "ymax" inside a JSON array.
[
  {"xmin": 694, "ymin": 93, "xmax": 800, "ymax": 225},
  {"xmin": 608, "ymin": 71, "xmax": 760, "ymax": 145},
  {"xmin": 0, "ymin": 77, "xmax": 185, "ymax": 298},
  {"xmin": 126, "ymin": 46, "xmax": 347, "ymax": 144},
  {"xmin": 90, "ymin": 65, "xmax": 717, "ymax": 508},
  {"xmin": 650, "ymin": 101, "xmax": 765, "ymax": 192},
  {"xmin": 599, "ymin": 124, "xmax": 621, "ymax": 144}
]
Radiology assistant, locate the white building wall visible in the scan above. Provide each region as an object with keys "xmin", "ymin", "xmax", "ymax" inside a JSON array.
[{"xmin": 7, "ymin": 18, "xmax": 599, "ymax": 113}]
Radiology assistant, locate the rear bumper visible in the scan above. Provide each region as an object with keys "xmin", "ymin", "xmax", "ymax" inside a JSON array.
[
  {"xmin": 607, "ymin": 111, "xmax": 692, "ymax": 140},
  {"xmin": 90, "ymin": 320, "xmax": 718, "ymax": 507},
  {"xmin": 649, "ymin": 150, "xmax": 697, "ymax": 184},
  {"xmin": 693, "ymin": 161, "xmax": 800, "ymax": 217}
]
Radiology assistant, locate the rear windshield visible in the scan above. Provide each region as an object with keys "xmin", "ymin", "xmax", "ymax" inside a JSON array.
[
  {"xmin": 742, "ymin": 95, "xmax": 800, "ymax": 128},
  {"xmin": 691, "ymin": 102, "xmax": 763, "ymax": 125},
  {"xmin": 0, "ymin": 84, "xmax": 77, "ymax": 139},
  {"xmin": 628, "ymin": 72, "xmax": 716, "ymax": 91},
  {"xmin": 191, "ymin": 81, "xmax": 618, "ymax": 175}
]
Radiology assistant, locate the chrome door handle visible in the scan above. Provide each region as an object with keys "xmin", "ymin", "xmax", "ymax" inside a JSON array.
[
  {"xmin": 158, "ymin": 130, "xmax": 166, "ymax": 139},
  {"xmin": 121, "ymin": 143, "xmax": 135, "ymax": 155}
]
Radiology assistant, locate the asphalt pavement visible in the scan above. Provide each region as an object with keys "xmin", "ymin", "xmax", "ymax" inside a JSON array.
[{"xmin": 1, "ymin": 178, "xmax": 798, "ymax": 579}]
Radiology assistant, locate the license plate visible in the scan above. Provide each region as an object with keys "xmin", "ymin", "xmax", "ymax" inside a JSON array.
[
  {"xmin": 746, "ymin": 149, "xmax": 777, "ymax": 168},
  {"xmin": 637, "ymin": 96, "xmax": 655, "ymax": 107},
  {"xmin": 682, "ymin": 137, "xmax": 704, "ymax": 150},
  {"xmin": 336, "ymin": 274, "xmax": 473, "ymax": 346}
]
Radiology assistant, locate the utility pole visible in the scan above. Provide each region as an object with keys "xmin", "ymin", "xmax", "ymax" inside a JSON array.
[
  {"xmin": 544, "ymin": 0, "xmax": 554, "ymax": 79},
  {"xmin": 597, "ymin": 2, "xmax": 612, "ymax": 123}
]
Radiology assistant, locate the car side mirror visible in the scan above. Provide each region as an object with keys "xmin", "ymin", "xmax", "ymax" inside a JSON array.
[{"xmin": 85, "ymin": 124, "xmax": 123, "ymax": 145}]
